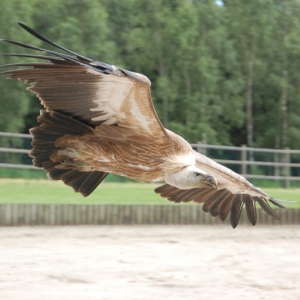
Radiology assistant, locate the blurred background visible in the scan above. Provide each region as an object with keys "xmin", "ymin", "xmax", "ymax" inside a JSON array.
[
  {"xmin": 2, "ymin": 0, "xmax": 300, "ymax": 147},
  {"xmin": 0, "ymin": 0, "xmax": 300, "ymax": 187}
]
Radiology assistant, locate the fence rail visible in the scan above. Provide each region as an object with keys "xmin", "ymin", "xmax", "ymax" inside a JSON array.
[
  {"xmin": 191, "ymin": 142, "xmax": 300, "ymax": 187},
  {"xmin": 0, "ymin": 132, "xmax": 300, "ymax": 187},
  {"xmin": 0, "ymin": 204, "xmax": 299, "ymax": 226}
]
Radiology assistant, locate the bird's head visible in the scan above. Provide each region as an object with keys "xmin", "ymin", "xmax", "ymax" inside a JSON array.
[{"xmin": 164, "ymin": 166, "xmax": 218, "ymax": 190}]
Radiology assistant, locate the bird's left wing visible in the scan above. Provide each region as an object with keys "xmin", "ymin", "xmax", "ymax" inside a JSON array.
[
  {"xmin": 0, "ymin": 23, "xmax": 168, "ymax": 141},
  {"xmin": 155, "ymin": 151, "xmax": 285, "ymax": 228}
]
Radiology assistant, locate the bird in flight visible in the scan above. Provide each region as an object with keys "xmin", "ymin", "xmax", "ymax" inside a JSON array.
[{"xmin": 0, "ymin": 23, "xmax": 285, "ymax": 228}]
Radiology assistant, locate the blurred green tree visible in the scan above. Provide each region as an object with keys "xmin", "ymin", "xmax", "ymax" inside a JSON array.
[
  {"xmin": 0, "ymin": 0, "xmax": 300, "ymax": 151},
  {"xmin": 0, "ymin": 0, "xmax": 34, "ymax": 132}
]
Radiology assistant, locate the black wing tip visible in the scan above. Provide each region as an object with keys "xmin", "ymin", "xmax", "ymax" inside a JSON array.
[
  {"xmin": 4, "ymin": 22, "xmax": 142, "ymax": 82},
  {"xmin": 229, "ymin": 195, "xmax": 243, "ymax": 228},
  {"xmin": 17, "ymin": 22, "xmax": 37, "ymax": 36},
  {"xmin": 269, "ymin": 198, "xmax": 286, "ymax": 209},
  {"xmin": 229, "ymin": 194, "xmax": 285, "ymax": 228},
  {"xmin": 256, "ymin": 197, "xmax": 281, "ymax": 220},
  {"xmin": 17, "ymin": 21, "xmax": 26, "ymax": 28}
]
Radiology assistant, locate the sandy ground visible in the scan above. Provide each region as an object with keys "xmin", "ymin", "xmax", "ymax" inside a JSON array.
[{"xmin": 0, "ymin": 226, "xmax": 299, "ymax": 300}]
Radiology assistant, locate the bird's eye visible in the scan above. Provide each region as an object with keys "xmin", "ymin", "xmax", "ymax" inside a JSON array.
[{"xmin": 194, "ymin": 172, "xmax": 201, "ymax": 177}]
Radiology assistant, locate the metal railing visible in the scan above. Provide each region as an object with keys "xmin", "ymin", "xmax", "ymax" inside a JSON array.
[
  {"xmin": 0, "ymin": 131, "xmax": 37, "ymax": 169},
  {"xmin": 0, "ymin": 132, "xmax": 300, "ymax": 186},
  {"xmin": 191, "ymin": 142, "xmax": 300, "ymax": 187}
]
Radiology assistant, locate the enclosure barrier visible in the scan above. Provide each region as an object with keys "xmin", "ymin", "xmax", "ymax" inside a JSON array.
[
  {"xmin": 1, "ymin": 132, "xmax": 300, "ymax": 187},
  {"xmin": 0, "ymin": 204, "xmax": 299, "ymax": 226}
]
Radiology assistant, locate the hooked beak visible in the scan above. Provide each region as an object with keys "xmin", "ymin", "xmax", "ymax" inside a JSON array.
[{"xmin": 204, "ymin": 175, "xmax": 218, "ymax": 189}]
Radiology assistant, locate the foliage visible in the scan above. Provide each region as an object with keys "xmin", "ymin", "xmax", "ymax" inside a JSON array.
[
  {"xmin": 0, "ymin": 0, "xmax": 300, "ymax": 150},
  {"xmin": 0, "ymin": 0, "xmax": 34, "ymax": 132}
]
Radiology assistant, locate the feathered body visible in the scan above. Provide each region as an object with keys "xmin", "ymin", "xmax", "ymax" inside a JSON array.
[{"xmin": 0, "ymin": 23, "xmax": 286, "ymax": 228}]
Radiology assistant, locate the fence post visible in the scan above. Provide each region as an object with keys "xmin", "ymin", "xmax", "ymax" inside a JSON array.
[
  {"xmin": 241, "ymin": 144, "xmax": 247, "ymax": 176},
  {"xmin": 197, "ymin": 141, "xmax": 202, "ymax": 153},
  {"xmin": 274, "ymin": 152, "xmax": 279, "ymax": 177},
  {"xmin": 285, "ymin": 147, "xmax": 290, "ymax": 188},
  {"xmin": 197, "ymin": 141, "xmax": 206, "ymax": 156}
]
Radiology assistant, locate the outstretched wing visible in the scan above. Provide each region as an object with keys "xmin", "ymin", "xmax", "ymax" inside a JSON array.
[
  {"xmin": 0, "ymin": 23, "xmax": 167, "ymax": 139},
  {"xmin": 155, "ymin": 151, "xmax": 285, "ymax": 228}
]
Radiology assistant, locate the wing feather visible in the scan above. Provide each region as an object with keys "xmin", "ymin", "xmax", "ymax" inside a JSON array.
[
  {"xmin": 193, "ymin": 189, "xmax": 216, "ymax": 204},
  {"xmin": 154, "ymin": 183, "xmax": 283, "ymax": 228},
  {"xmin": 168, "ymin": 188, "xmax": 200, "ymax": 203},
  {"xmin": 230, "ymin": 194, "xmax": 244, "ymax": 228},
  {"xmin": 0, "ymin": 23, "xmax": 168, "ymax": 140},
  {"xmin": 244, "ymin": 195, "xmax": 257, "ymax": 226},
  {"xmin": 218, "ymin": 194, "xmax": 235, "ymax": 222},
  {"xmin": 209, "ymin": 198, "xmax": 224, "ymax": 217},
  {"xmin": 254, "ymin": 197, "xmax": 280, "ymax": 220},
  {"xmin": 202, "ymin": 189, "xmax": 227, "ymax": 213}
]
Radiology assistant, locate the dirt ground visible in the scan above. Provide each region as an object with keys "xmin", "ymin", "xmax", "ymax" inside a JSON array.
[{"xmin": 0, "ymin": 225, "xmax": 299, "ymax": 300}]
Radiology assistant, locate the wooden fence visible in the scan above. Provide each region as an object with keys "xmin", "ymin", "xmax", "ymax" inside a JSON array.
[{"xmin": 0, "ymin": 204, "xmax": 299, "ymax": 226}]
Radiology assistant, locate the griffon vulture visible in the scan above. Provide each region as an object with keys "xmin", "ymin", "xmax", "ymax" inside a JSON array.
[{"xmin": 0, "ymin": 23, "xmax": 286, "ymax": 228}]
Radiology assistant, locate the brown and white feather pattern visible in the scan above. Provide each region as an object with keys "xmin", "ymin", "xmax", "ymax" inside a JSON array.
[
  {"xmin": 0, "ymin": 22, "xmax": 287, "ymax": 228},
  {"xmin": 154, "ymin": 151, "xmax": 284, "ymax": 228}
]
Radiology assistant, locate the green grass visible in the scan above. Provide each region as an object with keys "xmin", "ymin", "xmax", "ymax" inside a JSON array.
[
  {"xmin": 0, "ymin": 168, "xmax": 48, "ymax": 179},
  {"xmin": 0, "ymin": 179, "xmax": 299, "ymax": 207},
  {"xmin": 0, "ymin": 179, "xmax": 164, "ymax": 205}
]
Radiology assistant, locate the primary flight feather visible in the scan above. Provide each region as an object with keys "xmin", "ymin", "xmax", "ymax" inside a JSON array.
[{"xmin": 0, "ymin": 23, "xmax": 285, "ymax": 228}]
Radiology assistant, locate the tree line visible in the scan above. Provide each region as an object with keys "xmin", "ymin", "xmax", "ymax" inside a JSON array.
[{"xmin": 1, "ymin": 0, "xmax": 300, "ymax": 150}]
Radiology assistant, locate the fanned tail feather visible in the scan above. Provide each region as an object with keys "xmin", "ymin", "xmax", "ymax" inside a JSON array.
[{"xmin": 30, "ymin": 110, "xmax": 108, "ymax": 196}]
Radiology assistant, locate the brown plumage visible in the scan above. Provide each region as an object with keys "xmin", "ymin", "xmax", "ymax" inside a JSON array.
[{"xmin": 0, "ymin": 23, "xmax": 287, "ymax": 228}]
